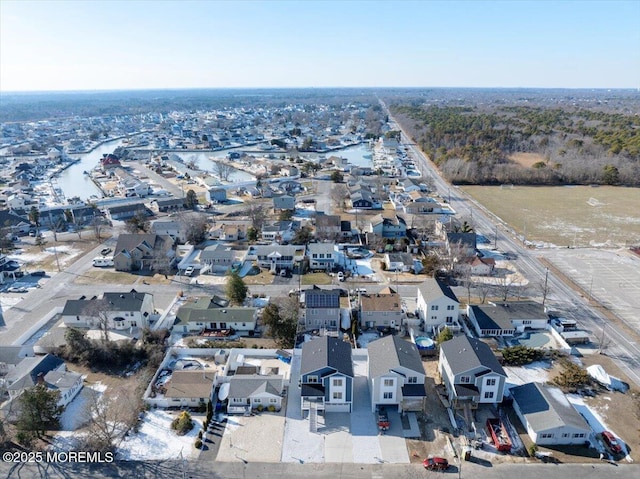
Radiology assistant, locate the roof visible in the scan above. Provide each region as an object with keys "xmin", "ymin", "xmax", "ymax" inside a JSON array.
[
  {"xmin": 447, "ymin": 232, "xmax": 477, "ymax": 249},
  {"xmin": 164, "ymin": 370, "xmax": 216, "ymax": 399},
  {"xmin": 361, "ymin": 293, "xmax": 402, "ymax": 313},
  {"xmin": 386, "ymin": 252, "xmax": 414, "ymax": 265},
  {"xmin": 200, "ymin": 244, "xmax": 236, "ymax": 261},
  {"xmin": 114, "ymin": 233, "xmax": 172, "ymax": 255},
  {"xmin": 315, "ymin": 214, "xmax": 341, "ymax": 228},
  {"xmin": 0, "ymin": 346, "xmax": 29, "ymax": 366},
  {"xmin": 305, "ymin": 288, "xmax": 340, "ymax": 309},
  {"xmin": 228, "ymin": 375, "xmax": 284, "ymax": 398},
  {"xmin": 368, "ymin": 335, "xmax": 424, "ymax": 379},
  {"xmin": 471, "ymin": 301, "xmax": 547, "ymax": 331},
  {"xmin": 6, "ymin": 354, "xmax": 65, "ymax": 391},
  {"xmin": 250, "ymin": 245, "xmax": 299, "ymax": 257},
  {"xmin": 439, "ymin": 335, "xmax": 506, "ymax": 377},
  {"xmin": 511, "ymin": 382, "xmax": 591, "ymax": 432},
  {"xmin": 307, "ymin": 243, "xmax": 336, "ymax": 255},
  {"xmin": 175, "ymin": 306, "xmax": 256, "ymax": 325},
  {"xmin": 44, "ymin": 370, "xmax": 82, "ymax": 390},
  {"xmin": 300, "ymin": 336, "xmax": 353, "ymax": 378},
  {"xmin": 62, "ymin": 290, "xmax": 152, "ymax": 316},
  {"xmin": 417, "ymin": 278, "xmax": 459, "ymax": 304}
]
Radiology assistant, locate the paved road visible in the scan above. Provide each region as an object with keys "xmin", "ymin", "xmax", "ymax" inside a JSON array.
[
  {"xmin": 383, "ymin": 103, "xmax": 640, "ymax": 388},
  {"xmin": 0, "ymin": 459, "xmax": 637, "ymax": 479}
]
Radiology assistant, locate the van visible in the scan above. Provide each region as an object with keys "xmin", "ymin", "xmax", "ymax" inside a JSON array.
[{"xmin": 93, "ymin": 257, "xmax": 114, "ymax": 267}]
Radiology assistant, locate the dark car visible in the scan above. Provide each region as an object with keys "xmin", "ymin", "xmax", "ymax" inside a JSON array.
[
  {"xmin": 30, "ymin": 270, "xmax": 46, "ymax": 277},
  {"xmin": 601, "ymin": 431, "xmax": 623, "ymax": 454},
  {"xmin": 423, "ymin": 457, "xmax": 449, "ymax": 471},
  {"xmin": 101, "ymin": 247, "xmax": 112, "ymax": 256}
]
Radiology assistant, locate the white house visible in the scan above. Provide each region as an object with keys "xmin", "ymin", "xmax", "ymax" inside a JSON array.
[
  {"xmin": 438, "ymin": 335, "xmax": 507, "ymax": 409},
  {"xmin": 511, "ymin": 382, "xmax": 592, "ymax": 446},
  {"xmin": 367, "ymin": 335, "xmax": 426, "ymax": 413},
  {"xmin": 416, "ymin": 278, "xmax": 460, "ymax": 332},
  {"xmin": 227, "ymin": 375, "xmax": 285, "ymax": 414},
  {"xmin": 307, "ymin": 243, "xmax": 336, "ymax": 271},
  {"xmin": 467, "ymin": 301, "xmax": 549, "ymax": 337},
  {"xmin": 151, "ymin": 220, "xmax": 186, "ymax": 243}
]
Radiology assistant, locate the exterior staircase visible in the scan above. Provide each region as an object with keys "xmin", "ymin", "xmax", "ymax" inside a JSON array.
[{"xmin": 309, "ymin": 401, "xmax": 318, "ymax": 433}]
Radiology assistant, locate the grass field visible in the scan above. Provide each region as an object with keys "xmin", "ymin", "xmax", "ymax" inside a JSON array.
[{"xmin": 461, "ymin": 185, "xmax": 640, "ymax": 247}]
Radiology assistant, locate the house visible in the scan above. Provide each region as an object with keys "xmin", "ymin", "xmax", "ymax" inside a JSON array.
[
  {"xmin": 61, "ymin": 289, "xmax": 154, "ymax": 330},
  {"xmin": 174, "ymin": 303, "xmax": 257, "ymax": 337},
  {"xmin": 510, "ymin": 382, "xmax": 591, "ymax": 446},
  {"xmin": 105, "ymin": 202, "xmax": 148, "ymax": 221},
  {"xmin": 100, "ymin": 153, "xmax": 121, "ymax": 171},
  {"xmin": 150, "ymin": 197, "xmax": 185, "ymax": 213},
  {"xmin": 304, "ymin": 287, "xmax": 341, "ymax": 329},
  {"xmin": 113, "ymin": 233, "xmax": 175, "ymax": 272},
  {"xmin": 438, "ymin": 335, "xmax": 507, "ymax": 408},
  {"xmin": 2, "ymin": 354, "xmax": 83, "ymax": 409},
  {"xmin": 350, "ymin": 190, "xmax": 375, "ymax": 209},
  {"xmin": 307, "ymin": 242, "xmax": 336, "ymax": 271},
  {"xmin": 367, "ymin": 335, "xmax": 426, "ymax": 413},
  {"xmin": 300, "ymin": 336, "xmax": 354, "ymax": 413},
  {"xmin": 151, "ymin": 220, "xmax": 186, "ymax": 243},
  {"xmin": 208, "ymin": 223, "xmax": 247, "ymax": 241},
  {"xmin": 227, "ymin": 375, "xmax": 285, "ymax": 414},
  {"xmin": 261, "ymin": 220, "xmax": 300, "ymax": 243},
  {"xmin": 163, "ymin": 370, "xmax": 216, "ymax": 408},
  {"xmin": 360, "ymin": 287, "xmax": 402, "ymax": 330},
  {"xmin": 446, "ymin": 232, "xmax": 477, "ymax": 258},
  {"xmin": 397, "ymin": 179, "xmax": 420, "ymax": 193},
  {"xmin": 0, "ymin": 346, "xmax": 33, "ymax": 377},
  {"xmin": 454, "ymin": 256, "xmax": 495, "ymax": 276},
  {"xmin": 315, "ymin": 214, "xmax": 341, "ymax": 240},
  {"xmin": 368, "ymin": 214, "xmax": 406, "ymax": 238},
  {"xmin": 416, "ymin": 278, "xmax": 460, "ymax": 332},
  {"xmin": 384, "ymin": 252, "xmax": 414, "ymax": 272},
  {"xmin": 246, "ymin": 244, "xmax": 300, "ymax": 272},
  {"xmin": 467, "ymin": 301, "xmax": 549, "ymax": 337},
  {"xmin": 208, "ymin": 187, "xmax": 227, "ymax": 203},
  {"xmin": 273, "ymin": 195, "xmax": 295, "ymax": 211},
  {"xmin": 200, "ymin": 244, "xmax": 236, "ymax": 273}
]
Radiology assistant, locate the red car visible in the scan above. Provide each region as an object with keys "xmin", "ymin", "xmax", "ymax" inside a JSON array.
[
  {"xmin": 601, "ymin": 431, "xmax": 623, "ymax": 454},
  {"xmin": 423, "ymin": 457, "xmax": 449, "ymax": 471}
]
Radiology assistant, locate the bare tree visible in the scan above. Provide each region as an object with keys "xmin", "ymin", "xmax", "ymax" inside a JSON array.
[
  {"xmin": 212, "ymin": 160, "xmax": 235, "ymax": 182},
  {"xmin": 82, "ymin": 298, "xmax": 112, "ymax": 344},
  {"xmin": 178, "ymin": 212, "xmax": 209, "ymax": 245},
  {"xmin": 477, "ymin": 281, "xmax": 492, "ymax": 304},
  {"xmin": 92, "ymin": 217, "xmax": 105, "ymax": 241},
  {"xmin": 245, "ymin": 201, "xmax": 267, "ymax": 230},
  {"xmin": 330, "ymin": 183, "xmax": 348, "ymax": 212},
  {"xmin": 496, "ymin": 274, "xmax": 515, "ymax": 301}
]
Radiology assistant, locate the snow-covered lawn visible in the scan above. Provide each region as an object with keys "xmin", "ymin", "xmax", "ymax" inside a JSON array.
[
  {"xmin": 504, "ymin": 361, "xmax": 552, "ymax": 390},
  {"xmin": 59, "ymin": 381, "xmax": 108, "ymax": 430},
  {"xmin": 118, "ymin": 409, "xmax": 203, "ymax": 460}
]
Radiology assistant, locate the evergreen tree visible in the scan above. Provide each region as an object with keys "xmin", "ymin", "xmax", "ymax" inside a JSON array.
[{"xmin": 226, "ymin": 272, "xmax": 248, "ymax": 305}]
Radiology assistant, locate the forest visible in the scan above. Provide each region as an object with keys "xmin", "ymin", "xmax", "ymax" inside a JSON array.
[{"xmin": 390, "ymin": 97, "xmax": 640, "ymax": 186}]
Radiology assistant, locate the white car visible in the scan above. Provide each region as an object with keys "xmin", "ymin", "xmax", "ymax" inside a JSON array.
[
  {"xmin": 184, "ymin": 266, "xmax": 195, "ymax": 277},
  {"xmin": 337, "ymin": 272, "xmax": 345, "ymax": 282}
]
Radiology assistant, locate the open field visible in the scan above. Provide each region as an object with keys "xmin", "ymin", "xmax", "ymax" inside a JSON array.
[
  {"xmin": 461, "ymin": 185, "xmax": 640, "ymax": 247},
  {"xmin": 508, "ymin": 152, "xmax": 549, "ymax": 168}
]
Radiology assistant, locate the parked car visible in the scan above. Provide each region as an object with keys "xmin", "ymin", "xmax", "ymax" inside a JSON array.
[
  {"xmin": 30, "ymin": 270, "xmax": 46, "ymax": 277},
  {"xmin": 337, "ymin": 271, "xmax": 345, "ymax": 282},
  {"xmin": 7, "ymin": 286, "xmax": 28, "ymax": 293},
  {"xmin": 184, "ymin": 266, "xmax": 195, "ymax": 277},
  {"xmin": 601, "ymin": 431, "xmax": 623, "ymax": 454},
  {"xmin": 100, "ymin": 247, "xmax": 112, "ymax": 256},
  {"xmin": 423, "ymin": 457, "xmax": 449, "ymax": 471}
]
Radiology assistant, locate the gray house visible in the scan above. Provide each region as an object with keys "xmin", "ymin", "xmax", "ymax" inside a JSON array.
[
  {"xmin": 300, "ymin": 336, "xmax": 353, "ymax": 413},
  {"xmin": 438, "ymin": 335, "xmax": 507, "ymax": 409},
  {"xmin": 200, "ymin": 244, "xmax": 236, "ymax": 273},
  {"xmin": 368, "ymin": 335, "xmax": 426, "ymax": 413},
  {"xmin": 227, "ymin": 375, "xmax": 285, "ymax": 414},
  {"xmin": 511, "ymin": 382, "xmax": 591, "ymax": 446},
  {"xmin": 304, "ymin": 287, "xmax": 341, "ymax": 329},
  {"xmin": 273, "ymin": 195, "xmax": 295, "ymax": 211}
]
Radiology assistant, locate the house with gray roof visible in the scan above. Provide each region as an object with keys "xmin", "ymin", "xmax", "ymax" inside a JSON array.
[
  {"xmin": 273, "ymin": 195, "xmax": 295, "ymax": 211},
  {"xmin": 438, "ymin": 335, "xmax": 506, "ymax": 409},
  {"xmin": 113, "ymin": 233, "xmax": 175, "ymax": 272},
  {"xmin": 307, "ymin": 242, "xmax": 336, "ymax": 271},
  {"xmin": 261, "ymin": 220, "xmax": 300, "ymax": 243},
  {"xmin": 200, "ymin": 244, "xmax": 237, "ymax": 273},
  {"xmin": 61, "ymin": 289, "xmax": 154, "ymax": 331},
  {"xmin": 151, "ymin": 220, "xmax": 186, "ymax": 243},
  {"xmin": 367, "ymin": 335, "xmax": 426, "ymax": 413},
  {"xmin": 511, "ymin": 382, "xmax": 591, "ymax": 445},
  {"xmin": 163, "ymin": 370, "xmax": 216, "ymax": 409},
  {"xmin": 467, "ymin": 301, "xmax": 549, "ymax": 337},
  {"xmin": 174, "ymin": 303, "xmax": 257, "ymax": 337},
  {"xmin": 446, "ymin": 232, "xmax": 477, "ymax": 258},
  {"xmin": 304, "ymin": 287, "xmax": 341, "ymax": 330},
  {"xmin": 227, "ymin": 375, "xmax": 285, "ymax": 414},
  {"xmin": 416, "ymin": 278, "xmax": 460, "ymax": 333},
  {"xmin": 300, "ymin": 336, "xmax": 354, "ymax": 413},
  {"xmin": 0, "ymin": 346, "xmax": 33, "ymax": 377},
  {"xmin": 246, "ymin": 244, "xmax": 302, "ymax": 272}
]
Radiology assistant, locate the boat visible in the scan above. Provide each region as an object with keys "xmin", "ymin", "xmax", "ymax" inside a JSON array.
[
  {"xmin": 486, "ymin": 418, "xmax": 512, "ymax": 452},
  {"xmin": 83, "ymin": 170, "xmax": 89, "ymax": 175}
]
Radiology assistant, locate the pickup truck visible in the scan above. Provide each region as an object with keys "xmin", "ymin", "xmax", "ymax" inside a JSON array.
[{"xmin": 377, "ymin": 409, "xmax": 390, "ymax": 431}]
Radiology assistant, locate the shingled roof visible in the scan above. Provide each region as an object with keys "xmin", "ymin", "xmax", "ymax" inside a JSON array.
[
  {"xmin": 439, "ymin": 335, "xmax": 505, "ymax": 377},
  {"xmin": 300, "ymin": 336, "xmax": 353, "ymax": 378},
  {"xmin": 368, "ymin": 335, "xmax": 423, "ymax": 379}
]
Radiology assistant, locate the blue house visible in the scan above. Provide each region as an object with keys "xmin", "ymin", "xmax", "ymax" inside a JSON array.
[{"xmin": 300, "ymin": 336, "xmax": 353, "ymax": 413}]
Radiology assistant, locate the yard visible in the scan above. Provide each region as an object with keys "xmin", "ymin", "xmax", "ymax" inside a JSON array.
[
  {"xmin": 301, "ymin": 271, "xmax": 332, "ymax": 285},
  {"xmin": 461, "ymin": 185, "xmax": 640, "ymax": 247}
]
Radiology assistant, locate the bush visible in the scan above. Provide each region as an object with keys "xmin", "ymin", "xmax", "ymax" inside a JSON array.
[
  {"xmin": 194, "ymin": 438, "xmax": 203, "ymax": 449},
  {"xmin": 553, "ymin": 360, "xmax": 591, "ymax": 391},
  {"xmin": 268, "ymin": 405, "xmax": 276, "ymax": 412},
  {"xmin": 502, "ymin": 345, "xmax": 543, "ymax": 366},
  {"xmin": 202, "ymin": 419, "xmax": 208, "ymax": 429},
  {"xmin": 171, "ymin": 411, "xmax": 194, "ymax": 436},
  {"xmin": 256, "ymin": 404, "xmax": 264, "ymax": 412},
  {"xmin": 528, "ymin": 444, "xmax": 538, "ymax": 457},
  {"xmin": 198, "ymin": 430, "xmax": 203, "ymax": 439}
]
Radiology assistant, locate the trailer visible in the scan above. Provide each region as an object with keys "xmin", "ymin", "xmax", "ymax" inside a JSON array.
[{"xmin": 486, "ymin": 418, "xmax": 512, "ymax": 453}]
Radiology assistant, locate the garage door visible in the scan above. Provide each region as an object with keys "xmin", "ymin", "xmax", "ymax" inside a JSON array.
[{"xmin": 325, "ymin": 402, "xmax": 351, "ymax": 413}]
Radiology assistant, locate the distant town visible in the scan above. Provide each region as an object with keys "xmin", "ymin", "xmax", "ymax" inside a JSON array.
[{"xmin": 0, "ymin": 88, "xmax": 638, "ymax": 479}]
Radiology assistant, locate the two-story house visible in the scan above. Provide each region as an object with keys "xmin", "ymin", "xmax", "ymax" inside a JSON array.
[
  {"xmin": 307, "ymin": 243, "xmax": 336, "ymax": 271},
  {"xmin": 61, "ymin": 290, "xmax": 154, "ymax": 331},
  {"xmin": 367, "ymin": 335, "xmax": 426, "ymax": 413},
  {"xmin": 261, "ymin": 220, "xmax": 300, "ymax": 243},
  {"xmin": 246, "ymin": 245, "xmax": 301, "ymax": 272},
  {"xmin": 416, "ymin": 278, "xmax": 460, "ymax": 332},
  {"xmin": 304, "ymin": 287, "xmax": 341, "ymax": 330},
  {"xmin": 200, "ymin": 244, "xmax": 237, "ymax": 274},
  {"xmin": 368, "ymin": 214, "xmax": 407, "ymax": 238},
  {"xmin": 300, "ymin": 336, "xmax": 354, "ymax": 413},
  {"xmin": 113, "ymin": 233, "xmax": 175, "ymax": 272},
  {"xmin": 359, "ymin": 287, "xmax": 402, "ymax": 330},
  {"xmin": 151, "ymin": 220, "xmax": 186, "ymax": 244},
  {"xmin": 438, "ymin": 335, "xmax": 507, "ymax": 409},
  {"xmin": 314, "ymin": 214, "xmax": 341, "ymax": 240}
]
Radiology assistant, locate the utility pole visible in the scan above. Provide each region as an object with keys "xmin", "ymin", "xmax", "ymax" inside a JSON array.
[
  {"xmin": 542, "ymin": 268, "xmax": 549, "ymax": 308},
  {"xmin": 494, "ymin": 224, "xmax": 498, "ymax": 250}
]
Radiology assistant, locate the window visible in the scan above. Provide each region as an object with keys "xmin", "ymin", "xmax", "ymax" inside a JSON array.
[
  {"xmin": 447, "ymin": 305, "xmax": 455, "ymax": 310},
  {"xmin": 486, "ymin": 378, "xmax": 496, "ymax": 386},
  {"xmin": 541, "ymin": 433, "xmax": 554, "ymax": 439},
  {"xmin": 573, "ymin": 433, "xmax": 585, "ymax": 438},
  {"xmin": 254, "ymin": 398, "xmax": 261, "ymax": 403},
  {"xmin": 307, "ymin": 375, "xmax": 318, "ymax": 383},
  {"xmin": 484, "ymin": 391, "xmax": 494, "ymax": 399},
  {"xmin": 269, "ymin": 398, "xmax": 277, "ymax": 404},
  {"xmin": 446, "ymin": 316, "xmax": 454, "ymax": 323},
  {"xmin": 384, "ymin": 379, "xmax": 394, "ymax": 387},
  {"xmin": 562, "ymin": 433, "xmax": 570, "ymax": 438},
  {"xmin": 431, "ymin": 316, "xmax": 438, "ymax": 320},
  {"xmin": 460, "ymin": 376, "xmax": 471, "ymax": 384},
  {"xmin": 523, "ymin": 320, "xmax": 532, "ymax": 325},
  {"xmin": 408, "ymin": 377, "xmax": 417, "ymax": 384},
  {"xmin": 383, "ymin": 392, "xmax": 393, "ymax": 399},
  {"xmin": 431, "ymin": 305, "xmax": 439, "ymax": 311},
  {"xmin": 332, "ymin": 392, "xmax": 343, "ymax": 400},
  {"xmin": 333, "ymin": 378, "xmax": 343, "ymax": 387}
]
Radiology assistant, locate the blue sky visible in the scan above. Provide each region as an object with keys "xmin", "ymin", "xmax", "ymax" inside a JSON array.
[{"xmin": 1, "ymin": 0, "xmax": 638, "ymax": 91}]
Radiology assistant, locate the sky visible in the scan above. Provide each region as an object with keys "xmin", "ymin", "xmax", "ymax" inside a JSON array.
[{"xmin": 1, "ymin": 0, "xmax": 639, "ymax": 92}]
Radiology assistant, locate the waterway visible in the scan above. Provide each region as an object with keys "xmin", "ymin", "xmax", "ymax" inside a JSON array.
[{"xmin": 53, "ymin": 140, "xmax": 374, "ymax": 201}]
